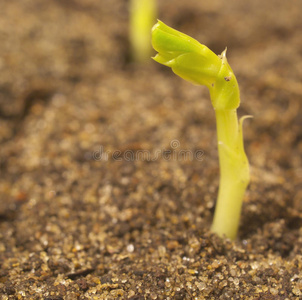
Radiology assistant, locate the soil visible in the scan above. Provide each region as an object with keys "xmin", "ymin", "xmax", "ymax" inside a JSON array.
[{"xmin": 0, "ymin": 0, "xmax": 302, "ymax": 299}]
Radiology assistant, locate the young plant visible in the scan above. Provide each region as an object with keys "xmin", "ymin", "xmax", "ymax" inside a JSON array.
[
  {"xmin": 151, "ymin": 20, "xmax": 250, "ymax": 240},
  {"xmin": 129, "ymin": 0, "xmax": 157, "ymax": 63}
]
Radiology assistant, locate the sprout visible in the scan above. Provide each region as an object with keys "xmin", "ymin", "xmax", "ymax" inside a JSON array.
[
  {"xmin": 129, "ymin": 0, "xmax": 157, "ymax": 63},
  {"xmin": 152, "ymin": 20, "xmax": 250, "ymax": 239}
]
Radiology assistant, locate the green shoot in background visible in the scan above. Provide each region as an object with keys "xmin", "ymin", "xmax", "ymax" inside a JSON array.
[
  {"xmin": 151, "ymin": 20, "xmax": 250, "ymax": 240},
  {"xmin": 129, "ymin": 0, "xmax": 157, "ymax": 62}
]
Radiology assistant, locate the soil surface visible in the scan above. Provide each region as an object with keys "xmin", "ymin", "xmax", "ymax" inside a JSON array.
[{"xmin": 0, "ymin": 0, "xmax": 302, "ymax": 299}]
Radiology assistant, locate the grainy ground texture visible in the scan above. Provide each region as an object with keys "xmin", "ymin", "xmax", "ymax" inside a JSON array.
[{"xmin": 0, "ymin": 0, "xmax": 302, "ymax": 299}]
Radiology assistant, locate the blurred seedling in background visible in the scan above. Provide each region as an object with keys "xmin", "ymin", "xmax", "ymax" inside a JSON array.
[{"xmin": 129, "ymin": 0, "xmax": 157, "ymax": 63}]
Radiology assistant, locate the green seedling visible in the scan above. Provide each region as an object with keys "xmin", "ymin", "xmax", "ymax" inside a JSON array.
[
  {"xmin": 152, "ymin": 20, "xmax": 250, "ymax": 240},
  {"xmin": 129, "ymin": 0, "xmax": 157, "ymax": 62}
]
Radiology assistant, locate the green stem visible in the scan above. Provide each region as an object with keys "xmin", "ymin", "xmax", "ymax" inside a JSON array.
[
  {"xmin": 211, "ymin": 109, "xmax": 250, "ymax": 239},
  {"xmin": 129, "ymin": 0, "xmax": 156, "ymax": 62}
]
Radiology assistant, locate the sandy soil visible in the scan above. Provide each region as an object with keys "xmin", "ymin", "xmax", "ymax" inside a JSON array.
[{"xmin": 0, "ymin": 0, "xmax": 302, "ymax": 299}]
